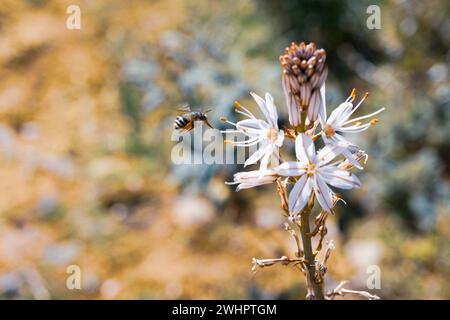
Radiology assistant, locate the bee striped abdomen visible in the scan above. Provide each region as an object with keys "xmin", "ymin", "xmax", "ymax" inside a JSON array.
[{"xmin": 174, "ymin": 115, "xmax": 189, "ymax": 129}]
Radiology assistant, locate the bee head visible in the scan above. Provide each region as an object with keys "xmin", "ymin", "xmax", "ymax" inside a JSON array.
[{"xmin": 199, "ymin": 113, "xmax": 208, "ymax": 120}]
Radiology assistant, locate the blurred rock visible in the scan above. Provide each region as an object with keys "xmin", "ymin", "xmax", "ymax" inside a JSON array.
[
  {"xmin": 172, "ymin": 195, "xmax": 215, "ymax": 228},
  {"xmin": 100, "ymin": 279, "xmax": 121, "ymax": 299},
  {"xmin": 345, "ymin": 240, "xmax": 383, "ymax": 270},
  {"xmin": 254, "ymin": 208, "xmax": 283, "ymax": 229},
  {"xmin": 42, "ymin": 242, "xmax": 82, "ymax": 267}
]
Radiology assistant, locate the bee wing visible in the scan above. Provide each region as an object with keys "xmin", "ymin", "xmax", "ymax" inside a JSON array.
[
  {"xmin": 176, "ymin": 104, "xmax": 191, "ymax": 113},
  {"xmin": 200, "ymin": 106, "xmax": 214, "ymax": 113}
]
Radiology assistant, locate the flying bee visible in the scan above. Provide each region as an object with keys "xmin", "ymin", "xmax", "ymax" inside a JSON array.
[{"xmin": 173, "ymin": 106, "xmax": 214, "ymax": 131}]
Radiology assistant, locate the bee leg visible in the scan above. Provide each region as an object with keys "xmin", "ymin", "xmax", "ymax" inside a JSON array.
[{"xmin": 204, "ymin": 120, "xmax": 214, "ymax": 129}]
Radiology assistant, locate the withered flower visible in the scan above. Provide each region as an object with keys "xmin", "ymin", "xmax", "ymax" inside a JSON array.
[
  {"xmin": 226, "ymin": 169, "xmax": 278, "ymax": 191},
  {"xmin": 280, "ymin": 42, "xmax": 328, "ymax": 126}
]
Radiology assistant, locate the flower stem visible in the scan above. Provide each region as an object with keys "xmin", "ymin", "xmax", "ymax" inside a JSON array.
[
  {"xmin": 299, "ymin": 207, "xmax": 324, "ymax": 300},
  {"xmin": 296, "ymin": 111, "xmax": 307, "ymax": 134}
]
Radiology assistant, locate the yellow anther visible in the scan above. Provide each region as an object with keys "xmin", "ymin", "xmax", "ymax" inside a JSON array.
[
  {"xmin": 370, "ymin": 118, "xmax": 379, "ymax": 125},
  {"xmin": 234, "ymin": 101, "xmax": 242, "ymax": 109},
  {"xmin": 355, "ymin": 121, "xmax": 362, "ymax": 126},
  {"xmin": 220, "ymin": 116, "xmax": 228, "ymax": 122},
  {"xmin": 363, "ymin": 92, "xmax": 369, "ymax": 99},
  {"xmin": 224, "ymin": 140, "xmax": 234, "ymax": 145},
  {"xmin": 350, "ymin": 88, "xmax": 356, "ymax": 100}
]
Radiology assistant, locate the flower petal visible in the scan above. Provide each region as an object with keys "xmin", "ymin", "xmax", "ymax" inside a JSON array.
[
  {"xmin": 308, "ymin": 90, "xmax": 321, "ymax": 122},
  {"xmin": 259, "ymin": 144, "xmax": 273, "ymax": 172},
  {"xmin": 327, "ymin": 102, "xmax": 352, "ymax": 127},
  {"xmin": 319, "ymin": 166, "xmax": 361, "ymax": 189},
  {"xmin": 317, "ymin": 144, "xmax": 342, "ymax": 166},
  {"xmin": 283, "ymin": 75, "xmax": 300, "ymax": 127},
  {"xmin": 341, "ymin": 147, "xmax": 364, "ymax": 170},
  {"xmin": 229, "ymin": 169, "xmax": 278, "ymax": 191},
  {"xmin": 275, "ymin": 161, "xmax": 306, "ymax": 177},
  {"xmin": 250, "ymin": 92, "xmax": 272, "ymax": 125},
  {"xmin": 313, "ymin": 175, "xmax": 334, "ymax": 212},
  {"xmin": 236, "ymin": 119, "xmax": 269, "ymax": 137},
  {"xmin": 319, "ymin": 84, "xmax": 327, "ymax": 126},
  {"xmin": 295, "ymin": 133, "xmax": 316, "ymax": 163},
  {"xmin": 264, "ymin": 92, "xmax": 279, "ymax": 128},
  {"xmin": 275, "ymin": 130, "xmax": 285, "ymax": 147},
  {"xmin": 288, "ymin": 175, "xmax": 313, "ymax": 215},
  {"xmin": 289, "ymin": 93, "xmax": 301, "ymax": 126},
  {"xmin": 244, "ymin": 144, "xmax": 269, "ymax": 167}
]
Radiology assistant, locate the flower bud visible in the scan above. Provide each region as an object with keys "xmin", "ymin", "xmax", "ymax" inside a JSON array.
[{"xmin": 280, "ymin": 42, "xmax": 328, "ymax": 125}]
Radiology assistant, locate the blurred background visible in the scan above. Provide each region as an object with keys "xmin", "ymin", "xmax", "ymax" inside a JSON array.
[{"xmin": 0, "ymin": 0, "xmax": 448, "ymax": 299}]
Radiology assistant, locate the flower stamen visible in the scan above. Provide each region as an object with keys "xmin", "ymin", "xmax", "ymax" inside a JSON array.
[
  {"xmin": 323, "ymin": 123, "xmax": 336, "ymax": 138},
  {"xmin": 349, "ymin": 88, "xmax": 356, "ymax": 102},
  {"xmin": 267, "ymin": 128, "xmax": 279, "ymax": 143},
  {"xmin": 234, "ymin": 101, "xmax": 256, "ymax": 119},
  {"xmin": 306, "ymin": 162, "xmax": 316, "ymax": 177}
]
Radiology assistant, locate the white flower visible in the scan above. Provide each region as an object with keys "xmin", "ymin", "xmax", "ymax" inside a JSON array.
[
  {"xmin": 320, "ymin": 90, "xmax": 385, "ymax": 169},
  {"xmin": 275, "ymin": 134, "xmax": 361, "ymax": 215},
  {"xmin": 222, "ymin": 92, "xmax": 284, "ymax": 171},
  {"xmin": 226, "ymin": 169, "xmax": 278, "ymax": 192}
]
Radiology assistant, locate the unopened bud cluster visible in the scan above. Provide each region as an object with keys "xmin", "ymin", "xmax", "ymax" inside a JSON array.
[{"xmin": 280, "ymin": 42, "xmax": 328, "ymax": 125}]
